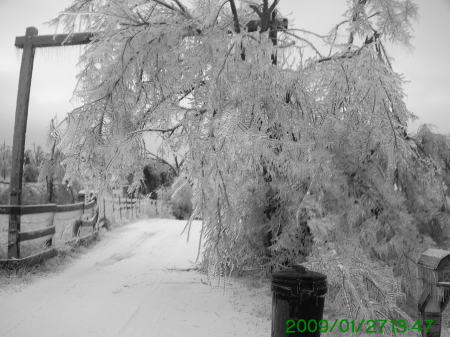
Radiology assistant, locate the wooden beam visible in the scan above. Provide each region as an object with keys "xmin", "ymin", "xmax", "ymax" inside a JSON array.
[
  {"xmin": 0, "ymin": 204, "xmax": 56, "ymax": 215},
  {"xmin": 8, "ymin": 27, "xmax": 38, "ymax": 259},
  {"xmin": 0, "ymin": 203, "xmax": 93, "ymax": 214},
  {"xmin": 15, "ymin": 32, "xmax": 94, "ymax": 49},
  {"xmin": 20, "ymin": 204, "xmax": 56, "ymax": 214},
  {"xmin": 19, "ymin": 226, "xmax": 56, "ymax": 242},
  {"xmin": 55, "ymin": 202, "xmax": 85, "ymax": 213}
]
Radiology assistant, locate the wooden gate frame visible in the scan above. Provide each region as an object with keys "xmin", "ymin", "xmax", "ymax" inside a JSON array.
[{"xmin": 8, "ymin": 27, "xmax": 93, "ymax": 258}]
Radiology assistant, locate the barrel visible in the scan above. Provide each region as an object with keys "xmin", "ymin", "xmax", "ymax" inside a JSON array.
[{"xmin": 272, "ymin": 265, "xmax": 327, "ymax": 337}]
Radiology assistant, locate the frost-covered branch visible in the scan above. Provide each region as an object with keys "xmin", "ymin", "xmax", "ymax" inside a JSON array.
[{"xmin": 127, "ymin": 124, "xmax": 183, "ymax": 137}]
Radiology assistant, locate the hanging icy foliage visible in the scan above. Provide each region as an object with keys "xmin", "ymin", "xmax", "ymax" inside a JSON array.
[{"xmin": 50, "ymin": 0, "xmax": 449, "ymax": 324}]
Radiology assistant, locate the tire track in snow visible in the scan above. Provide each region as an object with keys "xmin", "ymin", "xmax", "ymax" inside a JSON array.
[{"xmin": 116, "ymin": 304, "xmax": 142, "ymax": 337}]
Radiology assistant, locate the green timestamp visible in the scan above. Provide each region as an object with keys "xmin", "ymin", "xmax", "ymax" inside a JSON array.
[{"xmin": 285, "ymin": 319, "xmax": 435, "ymax": 334}]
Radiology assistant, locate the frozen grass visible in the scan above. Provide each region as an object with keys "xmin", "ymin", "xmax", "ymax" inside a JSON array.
[{"xmin": 0, "ymin": 235, "xmax": 101, "ymax": 291}]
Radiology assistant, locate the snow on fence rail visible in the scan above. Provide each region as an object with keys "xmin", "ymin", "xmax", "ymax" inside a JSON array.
[{"xmin": 0, "ymin": 200, "xmax": 97, "ymax": 266}]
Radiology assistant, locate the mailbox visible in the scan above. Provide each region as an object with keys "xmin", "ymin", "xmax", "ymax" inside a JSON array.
[{"xmin": 417, "ymin": 249, "xmax": 450, "ymax": 337}]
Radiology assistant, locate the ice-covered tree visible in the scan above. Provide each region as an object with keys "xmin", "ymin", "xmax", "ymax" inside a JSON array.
[
  {"xmin": 0, "ymin": 141, "xmax": 11, "ymax": 181},
  {"xmin": 51, "ymin": 0, "xmax": 447, "ymax": 327},
  {"xmin": 38, "ymin": 119, "xmax": 66, "ymax": 202}
]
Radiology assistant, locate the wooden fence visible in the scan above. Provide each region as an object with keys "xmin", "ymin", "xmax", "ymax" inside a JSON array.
[
  {"xmin": 0, "ymin": 199, "xmax": 97, "ymax": 267},
  {"xmin": 0, "ymin": 196, "xmax": 171, "ymax": 268},
  {"xmin": 105, "ymin": 196, "xmax": 171, "ymax": 222}
]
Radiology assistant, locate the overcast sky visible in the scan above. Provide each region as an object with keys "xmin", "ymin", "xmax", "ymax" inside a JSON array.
[{"xmin": 0, "ymin": 0, "xmax": 449, "ymax": 150}]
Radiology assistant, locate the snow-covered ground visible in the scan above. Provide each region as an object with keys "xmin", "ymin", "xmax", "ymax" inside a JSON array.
[{"xmin": 0, "ymin": 219, "xmax": 271, "ymax": 337}]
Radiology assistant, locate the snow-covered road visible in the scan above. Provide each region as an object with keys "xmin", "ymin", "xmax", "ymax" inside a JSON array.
[{"xmin": 0, "ymin": 219, "xmax": 270, "ymax": 337}]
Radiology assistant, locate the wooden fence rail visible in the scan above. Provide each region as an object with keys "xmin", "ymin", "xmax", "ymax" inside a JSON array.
[
  {"xmin": 107, "ymin": 196, "xmax": 170, "ymax": 221},
  {"xmin": 19, "ymin": 226, "xmax": 55, "ymax": 242},
  {"xmin": 0, "ymin": 200, "xmax": 96, "ymax": 215},
  {"xmin": 0, "ymin": 204, "xmax": 56, "ymax": 215}
]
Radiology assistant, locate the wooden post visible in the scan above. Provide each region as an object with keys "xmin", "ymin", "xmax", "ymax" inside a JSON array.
[
  {"xmin": 8, "ymin": 27, "xmax": 38, "ymax": 259},
  {"xmin": 418, "ymin": 249, "xmax": 450, "ymax": 337},
  {"xmin": 5, "ymin": 28, "xmax": 93, "ymax": 259},
  {"xmin": 45, "ymin": 211, "xmax": 56, "ymax": 248},
  {"xmin": 124, "ymin": 196, "xmax": 127, "ymax": 218},
  {"xmin": 118, "ymin": 196, "xmax": 122, "ymax": 221}
]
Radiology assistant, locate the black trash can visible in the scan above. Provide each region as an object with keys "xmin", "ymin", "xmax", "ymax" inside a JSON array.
[{"xmin": 272, "ymin": 265, "xmax": 327, "ymax": 337}]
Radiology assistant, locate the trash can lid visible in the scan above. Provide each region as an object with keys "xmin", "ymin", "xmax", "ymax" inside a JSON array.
[
  {"xmin": 272, "ymin": 265, "xmax": 327, "ymax": 293},
  {"xmin": 272, "ymin": 269, "xmax": 327, "ymax": 282}
]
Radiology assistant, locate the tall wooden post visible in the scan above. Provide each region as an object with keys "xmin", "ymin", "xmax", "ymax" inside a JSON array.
[
  {"xmin": 8, "ymin": 27, "xmax": 38, "ymax": 259},
  {"xmin": 6, "ymin": 28, "xmax": 93, "ymax": 259}
]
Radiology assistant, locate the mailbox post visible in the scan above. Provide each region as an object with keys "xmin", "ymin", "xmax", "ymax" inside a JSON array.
[{"xmin": 418, "ymin": 249, "xmax": 450, "ymax": 337}]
